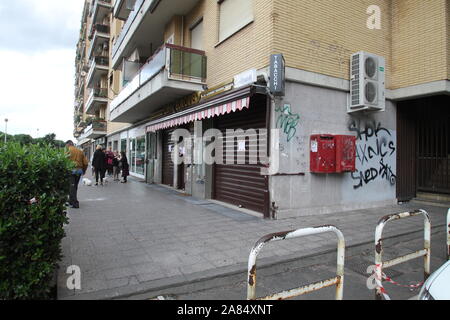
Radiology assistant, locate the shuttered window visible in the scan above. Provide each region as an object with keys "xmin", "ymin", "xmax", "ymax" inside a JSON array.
[
  {"xmin": 218, "ymin": 0, "xmax": 253, "ymax": 42},
  {"xmin": 191, "ymin": 19, "xmax": 204, "ymax": 50}
]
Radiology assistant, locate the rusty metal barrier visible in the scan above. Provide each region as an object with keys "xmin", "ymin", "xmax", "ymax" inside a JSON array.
[
  {"xmin": 374, "ymin": 209, "xmax": 431, "ymax": 300},
  {"xmin": 247, "ymin": 225, "xmax": 345, "ymax": 300},
  {"xmin": 447, "ymin": 208, "xmax": 450, "ymax": 260}
]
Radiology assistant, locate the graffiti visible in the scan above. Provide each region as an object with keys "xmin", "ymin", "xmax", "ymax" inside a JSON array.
[
  {"xmin": 349, "ymin": 120, "xmax": 396, "ymax": 190},
  {"xmin": 348, "ymin": 119, "xmax": 391, "ymax": 141},
  {"xmin": 275, "ymin": 104, "xmax": 300, "ymax": 142},
  {"xmin": 307, "ymin": 39, "xmax": 353, "ymax": 75}
]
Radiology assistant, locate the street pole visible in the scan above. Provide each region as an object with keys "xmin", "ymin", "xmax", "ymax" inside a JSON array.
[{"xmin": 4, "ymin": 118, "xmax": 8, "ymax": 143}]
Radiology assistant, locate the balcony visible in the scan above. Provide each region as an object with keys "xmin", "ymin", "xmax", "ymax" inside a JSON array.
[
  {"xmin": 88, "ymin": 24, "xmax": 110, "ymax": 59},
  {"xmin": 111, "ymin": 0, "xmax": 200, "ymax": 70},
  {"xmin": 74, "ymin": 98, "xmax": 84, "ymax": 112},
  {"xmin": 80, "ymin": 120, "xmax": 107, "ymax": 139},
  {"xmin": 90, "ymin": 0, "xmax": 112, "ymax": 32},
  {"xmin": 86, "ymin": 56, "xmax": 109, "ymax": 88},
  {"xmin": 113, "ymin": 0, "xmax": 135, "ymax": 20},
  {"xmin": 86, "ymin": 87, "xmax": 108, "ymax": 115},
  {"xmin": 110, "ymin": 44, "xmax": 206, "ymax": 123}
]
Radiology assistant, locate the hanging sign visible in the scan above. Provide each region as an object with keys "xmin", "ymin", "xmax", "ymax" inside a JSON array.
[{"xmin": 269, "ymin": 54, "xmax": 285, "ymax": 96}]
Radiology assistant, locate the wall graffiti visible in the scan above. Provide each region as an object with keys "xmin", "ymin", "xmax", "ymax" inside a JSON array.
[
  {"xmin": 275, "ymin": 104, "xmax": 300, "ymax": 142},
  {"xmin": 348, "ymin": 120, "xmax": 396, "ymax": 190}
]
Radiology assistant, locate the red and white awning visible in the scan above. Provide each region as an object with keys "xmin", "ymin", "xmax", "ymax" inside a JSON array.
[{"xmin": 146, "ymin": 97, "xmax": 250, "ymax": 132}]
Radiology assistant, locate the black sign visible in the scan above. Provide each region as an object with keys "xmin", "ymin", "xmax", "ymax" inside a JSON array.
[{"xmin": 269, "ymin": 54, "xmax": 285, "ymax": 96}]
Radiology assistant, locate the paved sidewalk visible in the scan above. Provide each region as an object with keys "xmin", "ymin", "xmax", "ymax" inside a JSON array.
[{"xmin": 57, "ymin": 174, "xmax": 449, "ymax": 300}]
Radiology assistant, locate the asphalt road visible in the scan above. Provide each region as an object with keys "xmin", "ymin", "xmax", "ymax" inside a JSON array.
[{"xmin": 136, "ymin": 228, "xmax": 448, "ymax": 300}]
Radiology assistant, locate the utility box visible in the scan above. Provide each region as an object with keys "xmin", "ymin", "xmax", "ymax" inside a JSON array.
[
  {"xmin": 310, "ymin": 135, "xmax": 336, "ymax": 173},
  {"xmin": 335, "ymin": 135, "xmax": 356, "ymax": 173}
]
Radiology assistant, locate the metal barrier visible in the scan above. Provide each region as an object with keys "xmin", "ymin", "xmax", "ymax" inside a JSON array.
[
  {"xmin": 374, "ymin": 209, "xmax": 431, "ymax": 300},
  {"xmin": 247, "ymin": 225, "xmax": 345, "ymax": 300},
  {"xmin": 447, "ymin": 208, "xmax": 450, "ymax": 260}
]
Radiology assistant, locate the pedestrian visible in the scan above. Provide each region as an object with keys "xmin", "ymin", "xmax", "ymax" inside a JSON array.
[
  {"xmin": 106, "ymin": 147, "xmax": 114, "ymax": 176},
  {"xmin": 120, "ymin": 151, "xmax": 129, "ymax": 183},
  {"xmin": 112, "ymin": 151, "xmax": 120, "ymax": 181},
  {"xmin": 65, "ymin": 140, "xmax": 88, "ymax": 209},
  {"xmin": 92, "ymin": 145, "xmax": 106, "ymax": 186}
]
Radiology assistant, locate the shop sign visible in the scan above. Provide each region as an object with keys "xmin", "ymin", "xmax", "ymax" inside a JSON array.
[
  {"xmin": 269, "ymin": 54, "xmax": 285, "ymax": 96},
  {"xmin": 234, "ymin": 69, "xmax": 257, "ymax": 89}
]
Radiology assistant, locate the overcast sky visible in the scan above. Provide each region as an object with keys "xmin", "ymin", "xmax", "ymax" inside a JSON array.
[{"xmin": 0, "ymin": 0, "xmax": 84, "ymax": 141}]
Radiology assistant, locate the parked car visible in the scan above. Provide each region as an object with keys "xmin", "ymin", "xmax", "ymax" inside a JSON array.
[{"xmin": 418, "ymin": 260, "xmax": 450, "ymax": 300}]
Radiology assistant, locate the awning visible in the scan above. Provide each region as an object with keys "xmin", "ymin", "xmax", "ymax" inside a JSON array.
[{"xmin": 146, "ymin": 85, "xmax": 254, "ymax": 133}]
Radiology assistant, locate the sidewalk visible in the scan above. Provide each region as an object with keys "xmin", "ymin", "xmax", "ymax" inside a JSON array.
[{"xmin": 57, "ymin": 174, "xmax": 449, "ymax": 300}]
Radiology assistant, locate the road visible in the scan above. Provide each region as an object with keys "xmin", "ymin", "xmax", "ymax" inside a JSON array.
[{"xmin": 131, "ymin": 228, "xmax": 448, "ymax": 300}]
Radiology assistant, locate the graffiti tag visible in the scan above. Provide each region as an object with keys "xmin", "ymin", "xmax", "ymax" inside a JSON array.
[
  {"xmin": 349, "ymin": 120, "xmax": 396, "ymax": 190},
  {"xmin": 275, "ymin": 104, "xmax": 300, "ymax": 142}
]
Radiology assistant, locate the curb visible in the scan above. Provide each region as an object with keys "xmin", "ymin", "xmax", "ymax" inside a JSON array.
[{"xmin": 60, "ymin": 222, "xmax": 447, "ymax": 300}]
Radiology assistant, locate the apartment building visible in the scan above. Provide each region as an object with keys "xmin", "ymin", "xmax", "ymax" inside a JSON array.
[
  {"xmin": 73, "ymin": 0, "xmax": 450, "ymax": 219},
  {"xmin": 74, "ymin": 0, "xmax": 129, "ymax": 160}
]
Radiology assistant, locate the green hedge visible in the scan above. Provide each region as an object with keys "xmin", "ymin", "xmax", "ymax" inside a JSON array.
[{"xmin": 0, "ymin": 142, "xmax": 74, "ymax": 299}]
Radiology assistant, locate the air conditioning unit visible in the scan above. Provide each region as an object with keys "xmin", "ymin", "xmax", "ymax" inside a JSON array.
[{"xmin": 348, "ymin": 51, "xmax": 385, "ymax": 113}]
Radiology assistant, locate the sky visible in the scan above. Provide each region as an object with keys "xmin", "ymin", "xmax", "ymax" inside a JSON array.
[{"xmin": 0, "ymin": 0, "xmax": 84, "ymax": 142}]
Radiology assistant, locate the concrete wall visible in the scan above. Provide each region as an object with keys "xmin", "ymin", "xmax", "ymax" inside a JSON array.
[{"xmin": 270, "ymin": 81, "xmax": 397, "ymax": 218}]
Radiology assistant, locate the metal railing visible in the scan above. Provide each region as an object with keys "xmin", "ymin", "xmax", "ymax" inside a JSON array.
[
  {"xmin": 374, "ymin": 210, "xmax": 431, "ymax": 300},
  {"xmin": 247, "ymin": 225, "xmax": 345, "ymax": 300}
]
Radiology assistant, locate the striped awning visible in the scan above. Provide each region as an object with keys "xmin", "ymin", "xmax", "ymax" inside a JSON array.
[{"xmin": 146, "ymin": 96, "xmax": 250, "ymax": 133}]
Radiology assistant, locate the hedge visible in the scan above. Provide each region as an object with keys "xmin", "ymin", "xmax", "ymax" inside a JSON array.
[{"xmin": 0, "ymin": 142, "xmax": 74, "ymax": 299}]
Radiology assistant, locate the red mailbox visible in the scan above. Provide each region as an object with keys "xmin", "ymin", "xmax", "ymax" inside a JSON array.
[
  {"xmin": 335, "ymin": 135, "xmax": 356, "ymax": 173},
  {"xmin": 310, "ymin": 135, "xmax": 336, "ymax": 173}
]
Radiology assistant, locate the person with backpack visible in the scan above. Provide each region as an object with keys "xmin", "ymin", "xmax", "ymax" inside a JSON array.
[{"xmin": 65, "ymin": 140, "xmax": 88, "ymax": 208}]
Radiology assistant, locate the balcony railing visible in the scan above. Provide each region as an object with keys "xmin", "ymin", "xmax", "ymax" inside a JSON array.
[
  {"xmin": 112, "ymin": 0, "xmax": 144, "ymax": 58},
  {"xmin": 92, "ymin": 55, "xmax": 109, "ymax": 67},
  {"xmin": 110, "ymin": 44, "xmax": 206, "ymax": 111},
  {"xmin": 92, "ymin": 87, "xmax": 108, "ymax": 98},
  {"xmin": 89, "ymin": 24, "xmax": 110, "ymax": 40},
  {"xmin": 167, "ymin": 44, "xmax": 207, "ymax": 81},
  {"xmin": 85, "ymin": 120, "xmax": 107, "ymax": 132}
]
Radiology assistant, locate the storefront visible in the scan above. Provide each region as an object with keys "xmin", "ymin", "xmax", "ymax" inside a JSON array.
[
  {"xmin": 145, "ymin": 85, "xmax": 271, "ymax": 216},
  {"xmin": 213, "ymin": 93, "xmax": 270, "ymax": 216},
  {"xmin": 128, "ymin": 125, "xmax": 146, "ymax": 179}
]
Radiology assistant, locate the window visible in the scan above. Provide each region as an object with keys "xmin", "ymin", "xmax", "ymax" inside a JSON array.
[
  {"xmin": 218, "ymin": 0, "xmax": 253, "ymax": 42},
  {"xmin": 190, "ymin": 19, "xmax": 204, "ymax": 50},
  {"xmin": 130, "ymin": 136, "xmax": 146, "ymax": 176}
]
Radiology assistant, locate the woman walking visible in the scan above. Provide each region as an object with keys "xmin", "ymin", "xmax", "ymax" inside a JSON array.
[
  {"xmin": 112, "ymin": 151, "xmax": 120, "ymax": 181},
  {"xmin": 120, "ymin": 151, "xmax": 129, "ymax": 183},
  {"xmin": 92, "ymin": 145, "xmax": 106, "ymax": 186}
]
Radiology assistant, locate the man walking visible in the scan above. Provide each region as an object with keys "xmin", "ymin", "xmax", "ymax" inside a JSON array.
[{"xmin": 66, "ymin": 140, "xmax": 88, "ymax": 209}]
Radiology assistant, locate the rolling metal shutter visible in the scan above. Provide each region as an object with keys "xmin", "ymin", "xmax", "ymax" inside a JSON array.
[
  {"xmin": 213, "ymin": 94, "xmax": 269, "ymax": 216},
  {"xmin": 162, "ymin": 128, "xmax": 175, "ymax": 186}
]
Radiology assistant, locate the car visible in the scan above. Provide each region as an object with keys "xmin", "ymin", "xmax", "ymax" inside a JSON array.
[{"xmin": 418, "ymin": 260, "xmax": 450, "ymax": 300}]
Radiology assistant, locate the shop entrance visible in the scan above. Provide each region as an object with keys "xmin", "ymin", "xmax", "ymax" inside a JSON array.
[{"xmin": 397, "ymin": 96, "xmax": 450, "ymax": 200}]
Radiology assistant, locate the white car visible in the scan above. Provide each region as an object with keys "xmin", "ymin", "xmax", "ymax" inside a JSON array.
[{"xmin": 419, "ymin": 260, "xmax": 450, "ymax": 300}]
